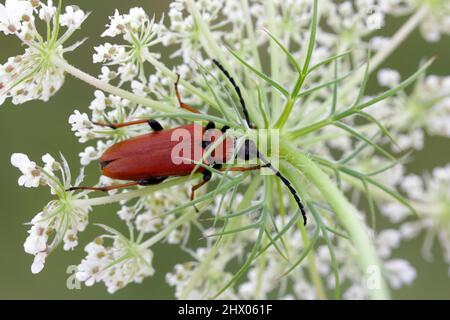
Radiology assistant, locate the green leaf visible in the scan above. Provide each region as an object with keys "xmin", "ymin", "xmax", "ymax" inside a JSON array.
[
  {"xmin": 351, "ymin": 50, "xmax": 371, "ymax": 109},
  {"xmin": 362, "ymin": 179, "xmax": 377, "ymax": 230},
  {"xmin": 296, "ymin": 70, "xmax": 353, "ymax": 99},
  {"xmin": 308, "ymin": 202, "xmax": 341, "ymax": 299},
  {"xmin": 263, "ymin": 28, "xmax": 301, "ymax": 74},
  {"xmin": 279, "ymin": 225, "xmax": 320, "ymax": 278},
  {"xmin": 228, "ymin": 48, "xmax": 289, "ymax": 97},
  {"xmin": 330, "ymin": 59, "xmax": 338, "ymax": 116},
  {"xmin": 364, "ymin": 175, "xmax": 419, "ymax": 218},
  {"xmin": 338, "ymin": 132, "xmax": 380, "ymax": 165},
  {"xmin": 354, "ymin": 58, "xmax": 435, "ymax": 112},
  {"xmin": 334, "ymin": 121, "xmax": 396, "ymax": 161},
  {"xmin": 264, "ymin": 227, "xmax": 290, "ymax": 262},
  {"xmin": 302, "ymin": 0, "xmax": 319, "ymax": 73},
  {"xmin": 307, "ymin": 50, "xmax": 352, "ymax": 75},
  {"xmin": 366, "ymin": 151, "xmax": 412, "ymax": 177},
  {"xmin": 212, "ymin": 212, "xmax": 267, "ymax": 299},
  {"xmin": 256, "ymin": 209, "xmax": 301, "ymax": 258},
  {"xmin": 356, "ymin": 111, "xmax": 399, "ymax": 148},
  {"xmin": 257, "ymin": 86, "xmax": 270, "ymax": 128}
]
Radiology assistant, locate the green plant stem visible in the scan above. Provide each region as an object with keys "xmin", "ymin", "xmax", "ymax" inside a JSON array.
[
  {"xmin": 280, "ymin": 140, "xmax": 390, "ymax": 300},
  {"xmin": 265, "ymin": 0, "xmax": 282, "ymax": 118},
  {"xmin": 368, "ymin": 6, "xmax": 428, "ymax": 75},
  {"xmin": 51, "ymin": 55, "xmax": 177, "ymax": 113},
  {"xmin": 298, "ymin": 221, "xmax": 327, "ymax": 299}
]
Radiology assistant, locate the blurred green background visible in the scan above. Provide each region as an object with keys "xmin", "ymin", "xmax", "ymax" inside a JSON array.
[{"xmin": 0, "ymin": 0, "xmax": 449, "ymax": 299}]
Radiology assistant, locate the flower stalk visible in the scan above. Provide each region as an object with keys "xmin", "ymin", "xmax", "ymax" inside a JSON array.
[{"xmin": 280, "ymin": 139, "xmax": 390, "ymax": 299}]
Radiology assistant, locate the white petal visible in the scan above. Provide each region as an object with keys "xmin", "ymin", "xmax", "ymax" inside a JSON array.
[
  {"xmin": 11, "ymin": 153, "xmax": 30, "ymax": 168},
  {"xmin": 31, "ymin": 252, "xmax": 47, "ymax": 274}
]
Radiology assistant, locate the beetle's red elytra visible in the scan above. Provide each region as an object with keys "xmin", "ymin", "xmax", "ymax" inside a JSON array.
[
  {"xmin": 100, "ymin": 124, "xmax": 235, "ymax": 181},
  {"xmin": 69, "ymin": 60, "xmax": 308, "ymax": 225}
]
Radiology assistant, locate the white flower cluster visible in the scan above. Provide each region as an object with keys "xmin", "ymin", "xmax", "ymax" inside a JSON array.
[
  {"xmin": 11, "ymin": 152, "xmax": 90, "ymax": 273},
  {"xmin": 367, "ymin": 72, "xmax": 450, "ymax": 150},
  {"xmin": 93, "ymin": 7, "xmax": 163, "ymax": 84},
  {"xmin": 382, "ymin": 165, "xmax": 450, "ymax": 274},
  {"xmin": 0, "ymin": 0, "xmax": 87, "ymax": 106},
  {"xmin": 6, "ymin": 0, "xmax": 450, "ymax": 300},
  {"xmin": 76, "ymin": 230, "xmax": 154, "ymax": 294}
]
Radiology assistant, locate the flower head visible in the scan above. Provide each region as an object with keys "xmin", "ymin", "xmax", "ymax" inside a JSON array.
[
  {"xmin": 11, "ymin": 152, "xmax": 91, "ymax": 273},
  {"xmin": 0, "ymin": 0, "xmax": 87, "ymax": 106},
  {"xmin": 76, "ymin": 227, "xmax": 155, "ymax": 293}
]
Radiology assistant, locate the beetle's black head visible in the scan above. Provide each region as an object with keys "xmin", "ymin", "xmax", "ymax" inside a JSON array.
[{"xmin": 237, "ymin": 139, "xmax": 258, "ymax": 161}]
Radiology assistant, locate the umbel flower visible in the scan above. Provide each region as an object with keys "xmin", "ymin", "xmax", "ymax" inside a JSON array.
[
  {"xmin": 0, "ymin": 0, "xmax": 87, "ymax": 105},
  {"xmin": 76, "ymin": 226, "xmax": 155, "ymax": 294},
  {"xmin": 11, "ymin": 153, "xmax": 91, "ymax": 273},
  {"xmin": 6, "ymin": 0, "xmax": 450, "ymax": 299}
]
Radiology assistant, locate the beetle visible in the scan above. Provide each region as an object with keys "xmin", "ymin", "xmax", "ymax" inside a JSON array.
[{"xmin": 69, "ymin": 60, "xmax": 307, "ymax": 224}]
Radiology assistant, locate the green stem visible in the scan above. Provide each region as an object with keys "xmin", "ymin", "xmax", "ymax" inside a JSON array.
[
  {"xmin": 280, "ymin": 140, "xmax": 390, "ymax": 300},
  {"xmin": 265, "ymin": 0, "xmax": 281, "ymax": 119},
  {"xmin": 51, "ymin": 55, "xmax": 177, "ymax": 113},
  {"xmin": 298, "ymin": 221, "xmax": 327, "ymax": 299}
]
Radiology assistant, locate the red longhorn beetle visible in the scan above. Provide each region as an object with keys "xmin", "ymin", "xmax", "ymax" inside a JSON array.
[{"xmin": 69, "ymin": 60, "xmax": 307, "ymax": 224}]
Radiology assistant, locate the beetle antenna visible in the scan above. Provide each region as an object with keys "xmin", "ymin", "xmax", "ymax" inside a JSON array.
[
  {"xmin": 258, "ymin": 153, "xmax": 308, "ymax": 225},
  {"xmin": 212, "ymin": 59, "xmax": 253, "ymax": 129}
]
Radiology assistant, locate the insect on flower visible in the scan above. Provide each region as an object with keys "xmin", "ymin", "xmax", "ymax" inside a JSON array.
[{"xmin": 69, "ymin": 60, "xmax": 308, "ymax": 224}]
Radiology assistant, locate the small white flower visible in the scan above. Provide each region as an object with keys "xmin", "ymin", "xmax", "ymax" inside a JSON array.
[
  {"xmin": 13, "ymin": 153, "xmax": 91, "ymax": 273},
  {"xmin": 11, "ymin": 153, "xmax": 41, "ymax": 188},
  {"xmin": 68, "ymin": 110, "xmax": 96, "ymax": 143},
  {"xmin": 77, "ymin": 229, "xmax": 155, "ymax": 293},
  {"xmin": 38, "ymin": 0, "xmax": 55, "ymax": 22},
  {"xmin": 31, "ymin": 252, "xmax": 47, "ymax": 274},
  {"xmin": 98, "ymin": 66, "xmax": 117, "ymax": 82},
  {"xmin": 135, "ymin": 212, "xmax": 161, "ymax": 233},
  {"xmin": 385, "ymin": 259, "xmax": 417, "ymax": 289},
  {"xmin": 101, "ymin": 9, "xmax": 127, "ymax": 38},
  {"xmin": 117, "ymin": 205, "xmax": 134, "ymax": 222},
  {"xmin": 63, "ymin": 229, "xmax": 78, "ymax": 251},
  {"xmin": 93, "ymin": 43, "xmax": 126, "ymax": 64},
  {"xmin": 0, "ymin": 0, "xmax": 33, "ymax": 35},
  {"xmin": 60, "ymin": 5, "xmax": 86, "ymax": 29},
  {"xmin": 42, "ymin": 153, "xmax": 60, "ymax": 173},
  {"xmin": 377, "ymin": 68, "xmax": 401, "ymax": 88},
  {"xmin": 376, "ymin": 229, "xmax": 401, "ymax": 259},
  {"xmin": 23, "ymin": 223, "xmax": 47, "ymax": 254},
  {"xmin": 381, "ymin": 202, "xmax": 410, "ymax": 223},
  {"xmin": 79, "ymin": 146, "xmax": 98, "ymax": 166},
  {"xmin": 343, "ymin": 284, "xmax": 367, "ymax": 300}
]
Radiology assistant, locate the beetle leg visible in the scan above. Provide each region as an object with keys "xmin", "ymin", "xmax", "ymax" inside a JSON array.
[
  {"xmin": 138, "ymin": 177, "xmax": 167, "ymax": 185},
  {"xmin": 67, "ymin": 177, "xmax": 168, "ymax": 193},
  {"xmin": 220, "ymin": 164, "xmax": 270, "ymax": 172},
  {"xmin": 201, "ymin": 121, "xmax": 217, "ymax": 149},
  {"xmin": 67, "ymin": 181, "xmax": 140, "ymax": 192},
  {"xmin": 174, "ymin": 74, "xmax": 200, "ymax": 114},
  {"xmin": 93, "ymin": 119, "xmax": 164, "ymax": 131},
  {"xmin": 190, "ymin": 170, "xmax": 212, "ymax": 205},
  {"xmin": 147, "ymin": 120, "xmax": 164, "ymax": 131},
  {"xmin": 205, "ymin": 121, "xmax": 215, "ymax": 131}
]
